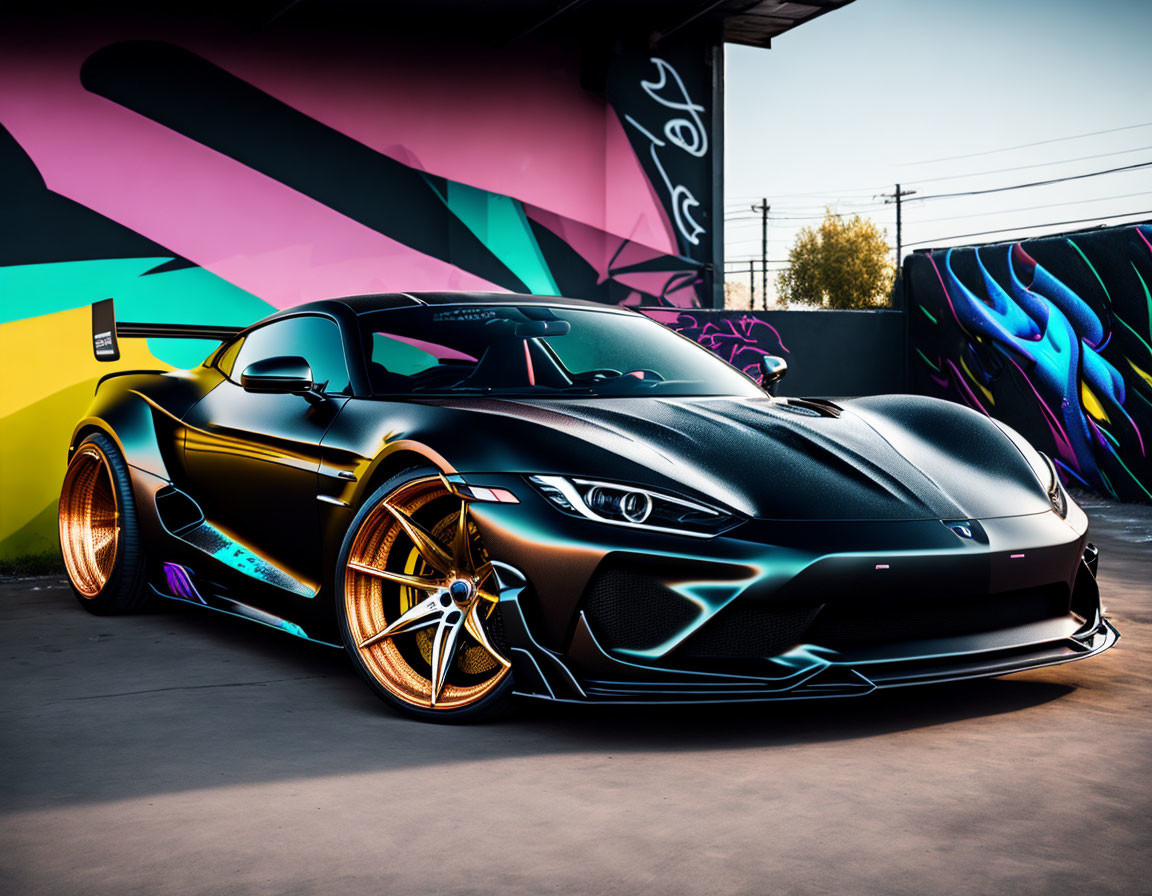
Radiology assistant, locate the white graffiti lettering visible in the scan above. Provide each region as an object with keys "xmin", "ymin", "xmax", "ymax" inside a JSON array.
[
  {"xmin": 624, "ymin": 57, "xmax": 708, "ymax": 247},
  {"xmin": 642, "ymin": 58, "xmax": 708, "ymax": 157}
]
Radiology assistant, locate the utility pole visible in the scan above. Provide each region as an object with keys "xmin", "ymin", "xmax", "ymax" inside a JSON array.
[
  {"xmin": 751, "ymin": 198, "xmax": 769, "ymax": 309},
  {"xmin": 882, "ymin": 184, "xmax": 916, "ymax": 273},
  {"xmin": 749, "ymin": 261, "xmax": 755, "ymax": 308}
]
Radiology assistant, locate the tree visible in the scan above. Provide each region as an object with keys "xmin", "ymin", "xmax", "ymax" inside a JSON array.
[{"xmin": 776, "ymin": 211, "xmax": 895, "ymax": 309}]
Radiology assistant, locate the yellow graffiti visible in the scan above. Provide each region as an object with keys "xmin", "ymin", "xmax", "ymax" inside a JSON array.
[
  {"xmin": 0, "ymin": 307, "xmax": 170, "ymax": 558},
  {"xmin": 1129, "ymin": 357, "xmax": 1152, "ymax": 390},
  {"xmin": 958, "ymin": 356, "xmax": 994, "ymax": 406},
  {"xmin": 1080, "ymin": 381, "xmax": 1110, "ymax": 423}
]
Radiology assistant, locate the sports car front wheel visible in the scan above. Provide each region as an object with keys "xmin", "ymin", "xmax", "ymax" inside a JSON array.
[
  {"xmin": 336, "ymin": 468, "xmax": 514, "ymax": 721},
  {"xmin": 58, "ymin": 432, "xmax": 150, "ymax": 613}
]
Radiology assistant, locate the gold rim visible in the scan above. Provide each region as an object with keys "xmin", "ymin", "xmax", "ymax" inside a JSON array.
[
  {"xmin": 59, "ymin": 444, "xmax": 120, "ymax": 598},
  {"xmin": 344, "ymin": 476, "xmax": 511, "ymax": 710}
]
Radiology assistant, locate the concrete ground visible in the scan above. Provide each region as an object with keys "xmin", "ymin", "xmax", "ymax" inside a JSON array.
[{"xmin": 2, "ymin": 497, "xmax": 1150, "ymax": 896}]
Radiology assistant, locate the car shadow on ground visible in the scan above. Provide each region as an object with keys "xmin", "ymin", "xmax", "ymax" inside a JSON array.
[{"xmin": 0, "ymin": 581, "xmax": 1089, "ymax": 813}]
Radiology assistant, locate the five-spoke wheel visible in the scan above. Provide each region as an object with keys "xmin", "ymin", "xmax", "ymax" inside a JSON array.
[{"xmin": 339, "ymin": 471, "xmax": 513, "ymax": 719}]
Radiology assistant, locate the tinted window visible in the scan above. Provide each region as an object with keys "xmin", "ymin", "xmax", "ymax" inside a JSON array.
[
  {"xmin": 359, "ymin": 305, "xmax": 762, "ymax": 399},
  {"xmin": 233, "ymin": 316, "xmax": 351, "ymax": 394}
]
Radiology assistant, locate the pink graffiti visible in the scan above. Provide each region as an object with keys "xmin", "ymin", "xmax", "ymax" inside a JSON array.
[
  {"xmin": 0, "ymin": 40, "xmax": 501, "ymax": 308},
  {"xmin": 646, "ymin": 312, "xmax": 789, "ymax": 377}
]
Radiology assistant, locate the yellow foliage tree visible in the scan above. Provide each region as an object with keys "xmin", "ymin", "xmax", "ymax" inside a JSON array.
[{"xmin": 776, "ymin": 211, "xmax": 895, "ymax": 309}]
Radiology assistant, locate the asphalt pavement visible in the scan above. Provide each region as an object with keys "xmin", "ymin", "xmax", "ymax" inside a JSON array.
[{"xmin": 2, "ymin": 495, "xmax": 1150, "ymax": 895}]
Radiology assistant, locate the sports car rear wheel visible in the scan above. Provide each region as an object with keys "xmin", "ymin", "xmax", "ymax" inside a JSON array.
[
  {"xmin": 337, "ymin": 469, "xmax": 514, "ymax": 721},
  {"xmin": 59, "ymin": 432, "xmax": 150, "ymax": 613}
]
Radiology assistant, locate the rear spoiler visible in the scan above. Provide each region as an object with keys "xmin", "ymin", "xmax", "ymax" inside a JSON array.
[{"xmin": 92, "ymin": 298, "xmax": 244, "ymax": 362}]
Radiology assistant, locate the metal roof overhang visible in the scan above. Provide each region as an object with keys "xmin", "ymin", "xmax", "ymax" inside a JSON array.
[{"xmin": 6, "ymin": 2, "xmax": 855, "ymax": 47}]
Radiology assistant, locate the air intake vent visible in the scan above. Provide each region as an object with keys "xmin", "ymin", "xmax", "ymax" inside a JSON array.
[
  {"xmin": 581, "ymin": 567, "xmax": 699, "ymax": 652},
  {"xmin": 678, "ymin": 601, "xmax": 822, "ymax": 659}
]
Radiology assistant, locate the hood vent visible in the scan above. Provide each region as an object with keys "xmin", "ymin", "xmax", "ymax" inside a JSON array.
[{"xmin": 777, "ymin": 398, "xmax": 842, "ymax": 418}]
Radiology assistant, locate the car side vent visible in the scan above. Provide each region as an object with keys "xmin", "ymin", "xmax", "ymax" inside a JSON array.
[
  {"xmin": 581, "ymin": 566, "xmax": 699, "ymax": 652},
  {"xmin": 155, "ymin": 486, "xmax": 205, "ymax": 535}
]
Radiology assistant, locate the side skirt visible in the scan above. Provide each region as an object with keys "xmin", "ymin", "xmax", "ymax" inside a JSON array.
[{"xmin": 151, "ymin": 563, "xmax": 341, "ymax": 648}]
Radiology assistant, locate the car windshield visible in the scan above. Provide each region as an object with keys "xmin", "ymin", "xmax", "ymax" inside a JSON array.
[{"xmin": 357, "ymin": 304, "xmax": 764, "ymax": 399}]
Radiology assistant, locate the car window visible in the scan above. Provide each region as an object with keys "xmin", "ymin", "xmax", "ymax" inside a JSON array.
[
  {"xmin": 232, "ymin": 316, "xmax": 351, "ymax": 394},
  {"xmin": 358, "ymin": 305, "xmax": 763, "ymax": 399}
]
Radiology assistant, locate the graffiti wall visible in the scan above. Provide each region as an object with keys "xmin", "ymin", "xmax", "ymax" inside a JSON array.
[
  {"xmin": 0, "ymin": 21, "xmax": 719, "ymax": 561},
  {"xmin": 906, "ymin": 223, "xmax": 1152, "ymax": 503},
  {"xmin": 644, "ymin": 308, "xmax": 906, "ymax": 398}
]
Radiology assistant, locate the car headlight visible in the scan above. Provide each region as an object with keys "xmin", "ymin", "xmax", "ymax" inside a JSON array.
[
  {"xmin": 527, "ymin": 475, "xmax": 737, "ymax": 537},
  {"xmin": 1039, "ymin": 453, "xmax": 1068, "ymax": 518}
]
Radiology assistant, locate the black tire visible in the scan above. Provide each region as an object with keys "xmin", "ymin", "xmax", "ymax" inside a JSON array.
[
  {"xmin": 59, "ymin": 432, "xmax": 151, "ymax": 614},
  {"xmin": 335, "ymin": 466, "xmax": 515, "ymax": 722}
]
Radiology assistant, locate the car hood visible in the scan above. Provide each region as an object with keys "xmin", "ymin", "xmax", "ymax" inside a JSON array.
[{"xmin": 429, "ymin": 393, "xmax": 1053, "ymax": 521}]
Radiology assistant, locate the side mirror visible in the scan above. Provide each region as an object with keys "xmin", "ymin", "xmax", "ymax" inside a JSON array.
[
  {"xmin": 759, "ymin": 355, "xmax": 788, "ymax": 395},
  {"xmin": 241, "ymin": 356, "xmax": 314, "ymax": 394}
]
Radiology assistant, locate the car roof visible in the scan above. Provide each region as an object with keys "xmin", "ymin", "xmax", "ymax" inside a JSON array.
[
  {"xmin": 332, "ymin": 291, "xmax": 632, "ymax": 314},
  {"xmin": 246, "ymin": 291, "xmax": 641, "ymax": 335}
]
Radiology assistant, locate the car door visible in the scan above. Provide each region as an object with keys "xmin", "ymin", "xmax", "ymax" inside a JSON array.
[{"xmin": 182, "ymin": 314, "xmax": 352, "ymax": 592}]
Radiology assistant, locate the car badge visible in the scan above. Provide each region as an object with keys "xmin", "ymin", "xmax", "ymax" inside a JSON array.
[{"xmin": 946, "ymin": 522, "xmax": 973, "ymax": 539}]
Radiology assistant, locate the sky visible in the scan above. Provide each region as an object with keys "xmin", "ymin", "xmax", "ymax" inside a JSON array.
[{"xmin": 723, "ymin": 0, "xmax": 1152, "ymax": 304}]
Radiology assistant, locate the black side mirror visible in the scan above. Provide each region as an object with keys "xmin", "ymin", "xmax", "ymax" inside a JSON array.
[
  {"xmin": 241, "ymin": 356, "xmax": 314, "ymax": 395},
  {"xmin": 759, "ymin": 355, "xmax": 788, "ymax": 395}
]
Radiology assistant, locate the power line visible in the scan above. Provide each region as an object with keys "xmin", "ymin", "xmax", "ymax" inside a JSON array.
[
  {"xmin": 725, "ymin": 207, "xmax": 888, "ymax": 221},
  {"xmin": 904, "ymin": 190, "xmax": 1152, "ymax": 226},
  {"xmin": 724, "ymin": 196, "xmax": 884, "ymax": 209},
  {"xmin": 725, "ymin": 183, "xmax": 891, "ymax": 200},
  {"xmin": 908, "ymin": 145, "xmax": 1152, "ymax": 185},
  {"xmin": 904, "ymin": 121, "xmax": 1152, "ymax": 165},
  {"xmin": 725, "ymin": 208, "xmax": 889, "ymax": 222},
  {"xmin": 904, "ymin": 209, "xmax": 1152, "ymax": 248},
  {"xmin": 912, "ymin": 160, "xmax": 1152, "ymax": 202},
  {"xmin": 725, "ymin": 159, "xmax": 1152, "ymax": 216},
  {"xmin": 723, "ymin": 138, "xmax": 1152, "ymax": 213}
]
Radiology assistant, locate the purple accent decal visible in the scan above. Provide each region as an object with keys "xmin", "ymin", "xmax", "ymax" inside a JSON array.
[{"xmin": 162, "ymin": 562, "xmax": 206, "ymax": 604}]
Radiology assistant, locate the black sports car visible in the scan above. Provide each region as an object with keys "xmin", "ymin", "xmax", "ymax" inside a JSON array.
[{"xmin": 60, "ymin": 292, "xmax": 1117, "ymax": 720}]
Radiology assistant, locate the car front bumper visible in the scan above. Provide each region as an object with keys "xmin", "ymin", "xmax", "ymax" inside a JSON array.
[{"xmin": 463, "ymin": 475, "xmax": 1118, "ymax": 704}]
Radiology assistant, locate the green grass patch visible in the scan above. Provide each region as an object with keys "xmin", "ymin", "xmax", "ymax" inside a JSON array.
[{"xmin": 0, "ymin": 551, "xmax": 64, "ymax": 577}]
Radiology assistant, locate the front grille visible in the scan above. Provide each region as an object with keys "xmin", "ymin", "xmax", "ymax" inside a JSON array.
[
  {"xmin": 582, "ymin": 567, "xmax": 699, "ymax": 652},
  {"xmin": 804, "ymin": 583, "xmax": 1071, "ymax": 649},
  {"xmin": 581, "ymin": 563, "xmax": 1072, "ymax": 661},
  {"xmin": 678, "ymin": 601, "xmax": 822, "ymax": 659}
]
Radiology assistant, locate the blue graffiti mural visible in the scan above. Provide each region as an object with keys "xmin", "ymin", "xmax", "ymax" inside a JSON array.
[{"xmin": 907, "ymin": 222, "xmax": 1152, "ymax": 502}]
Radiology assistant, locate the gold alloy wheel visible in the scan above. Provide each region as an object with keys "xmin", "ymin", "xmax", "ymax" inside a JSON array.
[
  {"xmin": 344, "ymin": 476, "xmax": 512, "ymax": 710},
  {"xmin": 59, "ymin": 443, "xmax": 120, "ymax": 598}
]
